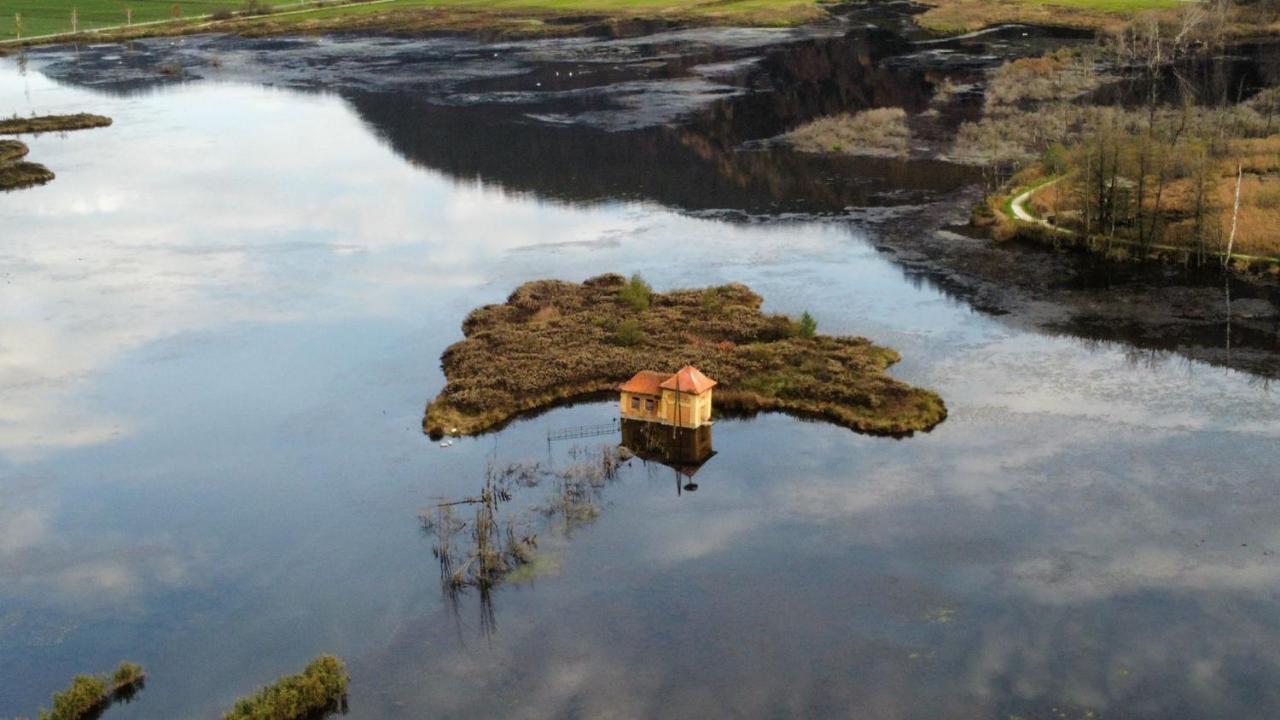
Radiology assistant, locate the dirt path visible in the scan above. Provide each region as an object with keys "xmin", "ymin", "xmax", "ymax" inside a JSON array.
[{"xmin": 1009, "ymin": 176, "xmax": 1065, "ymax": 229}]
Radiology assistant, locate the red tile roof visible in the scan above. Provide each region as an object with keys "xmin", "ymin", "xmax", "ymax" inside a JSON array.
[
  {"xmin": 659, "ymin": 366, "xmax": 717, "ymax": 395},
  {"xmin": 619, "ymin": 370, "xmax": 668, "ymax": 396}
]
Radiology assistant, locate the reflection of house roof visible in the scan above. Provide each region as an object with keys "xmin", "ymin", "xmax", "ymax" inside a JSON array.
[
  {"xmin": 620, "ymin": 370, "xmax": 669, "ymax": 395},
  {"xmin": 659, "ymin": 366, "xmax": 717, "ymax": 394}
]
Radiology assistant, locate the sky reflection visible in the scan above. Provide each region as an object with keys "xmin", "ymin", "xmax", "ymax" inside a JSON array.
[{"xmin": 2, "ymin": 53, "xmax": 1280, "ymax": 720}]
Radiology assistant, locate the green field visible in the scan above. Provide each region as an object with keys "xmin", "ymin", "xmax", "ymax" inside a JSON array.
[
  {"xmin": 1, "ymin": 0, "xmax": 1186, "ymax": 42},
  {"xmin": 5, "ymin": 0, "xmax": 240, "ymax": 38},
  {"xmin": 1, "ymin": 0, "xmax": 822, "ymax": 40}
]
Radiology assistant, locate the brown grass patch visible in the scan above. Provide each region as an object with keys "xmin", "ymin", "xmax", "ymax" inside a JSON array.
[
  {"xmin": 0, "ymin": 160, "xmax": 55, "ymax": 191},
  {"xmin": 424, "ymin": 274, "xmax": 946, "ymax": 438},
  {"xmin": 0, "ymin": 113, "xmax": 112, "ymax": 134},
  {"xmin": 0, "ymin": 139, "xmax": 28, "ymax": 163},
  {"xmin": 782, "ymin": 108, "xmax": 910, "ymax": 158}
]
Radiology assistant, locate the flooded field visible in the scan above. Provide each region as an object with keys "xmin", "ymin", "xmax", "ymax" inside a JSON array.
[{"xmin": 3, "ymin": 13, "xmax": 1280, "ymax": 720}]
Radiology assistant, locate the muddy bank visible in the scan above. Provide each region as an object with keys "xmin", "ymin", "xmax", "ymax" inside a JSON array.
[
  {"xmin": 871, "ymin": 198, "xmax": 1280, "ymax": 379},
  {"xmin": 21, "ymin": 7, "xmax": 1280, "ymax": 377}
]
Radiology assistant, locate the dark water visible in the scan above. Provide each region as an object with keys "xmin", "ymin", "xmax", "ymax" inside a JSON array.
[{"xmin": 3, "ymin": 17, "xmax": 1280, "ymax": 720}]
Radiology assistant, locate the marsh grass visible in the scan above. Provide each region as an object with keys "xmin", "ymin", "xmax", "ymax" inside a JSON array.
[
  {"xmin": 0, "ymin": 139, "xmax": 53, "ymax": 191},
  {"xmin": 222, "ymin": 656, "xmax": 348, "ymax": 720},
  {"xmin": 0, "ymin": 158, "xmax": 54, "ymax": 190},
  {"xmin": 915, "ymin": 0, "xmax": 1182, "ymax": 34},
  {"xmin": 0, "ymin": 139, "xmax": 28, "ymax": 162},
  {"xmin": 421, "ymin": 447, "xmax": 627, "ymax": 597},
  {"xmin": 783, "ymin": 108, "xmax": 910, "ymax": 158},
  {"xmin": 35, "ymin": 662, "xmax": 146, "ymax": 720},
  {"xmin": 0, "ymin": 113, "xmax": 112, "ymax": 134},
  {"xmin": 424, "ymin": 274, "xmax": 945, "ymax": 438}
]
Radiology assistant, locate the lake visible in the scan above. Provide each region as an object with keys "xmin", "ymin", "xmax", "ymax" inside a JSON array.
[{"xmin": 3, "ymin": 22, "xmax": 1280, "ymax": 720}]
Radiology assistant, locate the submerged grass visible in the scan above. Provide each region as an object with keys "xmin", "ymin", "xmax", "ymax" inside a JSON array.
[
  {"xmin": 222, "ymin": 656, "xmax": 348, "ymax": 720},
  {"xmin": 424, "ymin": 274, "xmax": 946, "ymax": 438},
  {"xmin": 422, "ymin": 446, "xmax": 627, "ymax": 598},
  {"xmin": 0, "ymin": 113, "xmax": 113, "ymax": 134}
]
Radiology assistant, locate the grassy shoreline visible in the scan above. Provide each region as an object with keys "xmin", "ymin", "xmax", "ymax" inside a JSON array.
[
  {"xmin": 2, "ymin": 0, "xmax": 828, "ymax": 46},
  {"xmin": 424, "ymin": 274, "xmax": 946, "ymax": 439},
  {"xmin": 6, "ymin": 0, "xmax": 1280, "ymax": 49}
]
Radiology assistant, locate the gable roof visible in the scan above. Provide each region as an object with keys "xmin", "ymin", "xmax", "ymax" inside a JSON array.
[
  {"xmin": 619, "ymin": 370, "xmax": 668, "ymax": 396},
  {"xmin": 659, "ymin": 366, "xmax": 717, "ymax": 395}
]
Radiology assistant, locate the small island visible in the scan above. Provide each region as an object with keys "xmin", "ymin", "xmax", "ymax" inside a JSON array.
[
  {"xmin": 0, "ymin": 115, "xmax": 114, "ymax": 192},
  {"xmin": 0, "ymin": 139, "xmax": 54, "ymax": 191},
  {"xmin": 424, "ymin": 274, "xmax": 946, "ymax": 438},
  {"xmin": 0, "ymin": 113, "xmax": 113, "ymax": 134}
]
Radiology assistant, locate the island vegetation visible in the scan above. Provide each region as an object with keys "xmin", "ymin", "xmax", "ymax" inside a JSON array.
[
  {"xmin": 0, "ymin": 140, "xmax": 55, "ymax": 191},
  {"xmin": 223, "ymin": 655, "xmax": 349, "ymax": 720},
  {"xmin": 783, "ymin": 108, "xmax": 911, "ymax": 158},
  {"xmin": 32, "ymin": 661, "xmax": 145, "ymax": 720},
  {"xmin": 0, "ymin": 115, "xmax": 113, "ymax": 191},
  {"xmin": 0, "ymin": 113, "xmax": 113, "ymax": 134},
  {"xmin": 423, "ymin": 274, "xmax": 946, "ymax": 439}
]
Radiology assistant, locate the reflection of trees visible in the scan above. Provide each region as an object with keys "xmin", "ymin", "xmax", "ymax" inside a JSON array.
[
  {"xmin": 345, "ymin": 30, "xmax": 981, "ymax": 216},
  {"xmin": 420, "ymin": 447, "xmax": 627, "ymax": 636}
]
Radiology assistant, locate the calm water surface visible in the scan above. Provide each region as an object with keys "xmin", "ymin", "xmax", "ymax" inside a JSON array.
[{"xmin": 3, "ymin": 41, "xmax": 1280, "ymax": 720}]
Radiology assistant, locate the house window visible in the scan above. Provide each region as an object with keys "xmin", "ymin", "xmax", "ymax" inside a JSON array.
[
  {"xmin": 630, "ymin": 396, "xmax": 640, "ymax": 410},
  {"xmin": 645, "ymin": 398, "xmax": 656, "ymax": 413}
]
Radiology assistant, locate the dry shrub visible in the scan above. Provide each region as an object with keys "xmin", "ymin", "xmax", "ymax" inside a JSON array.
[
  {"xmin": 986, "ymin": 48, "xmax": 1102, "ymax": 109},
  {"xmin": 530, "ymin": 305, "xmax": 561, "ymax": 323},
  {"xmin": 1254, "ymin": 182, "xmax": 1280, "ymax": 210},
  {"xmin": 783, "ymin": 108, "xmax": 910, "ymax": 158}
]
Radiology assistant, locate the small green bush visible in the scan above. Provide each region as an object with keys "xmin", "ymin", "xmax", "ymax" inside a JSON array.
[
  {"xmin": 1041, "ymin": 143, "xmax": 1069, "ymax": 175},
  {"xmin": 797, "ymin": 311, "xmax": 818, "ymax": 339},
  {"xmin": 615, "ymin": 319, "xmax": 641, "ymax": 346},
  {"xmin": 618, "ymin": 273, "xmax": 652, "ymax": 311},
  {"xmin": 1254, "ymin": 183, "xmax": 1280, "ymax": 209},
  {"xmin": 112, "ymin": 662, "xmax": 145, "ymax": 685},
  {"xmin": 223, "ymin": 655, "xmax": 348, "ymax": 720},
  {"xmin": 700, "ymin": 287, "xmax": 724, "ymax": 315},
  {"xmin": 39, "ymin": 675, "xmax": 106, "ymax": 720}
]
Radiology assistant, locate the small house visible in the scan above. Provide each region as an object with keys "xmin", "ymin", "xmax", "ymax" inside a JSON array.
[{"xmin": 619, "ymin": 365, "xmax": 716, "ymax": 429}]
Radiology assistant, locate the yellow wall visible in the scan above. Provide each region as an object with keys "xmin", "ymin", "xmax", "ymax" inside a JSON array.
[
  {"xmin": 621, "ymin": 388, "xmax": 713, "ymax": 428},
  {"xmin": 620, "ymin": 391, "xmax": 662, "ymax": 421}
]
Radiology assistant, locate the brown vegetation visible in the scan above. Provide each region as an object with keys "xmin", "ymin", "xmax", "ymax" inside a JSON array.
[
  {"xmin": 421, "ymin": 447, "xmax": 627, "ymax": 595},
  {"xmin": 783, "ymin": 108, "xmax": 911, "ymax": 158},
  {"xmin": 0, "ymin": 113, "xmax": 113, "ymax": 134},
  {"xmin": 0, "ymin": 139, "xmax": 54, "ymax": 191},
  {"xmin": 0, "ymin": 139, "xmax": 28, "ymax": 162},
  {"xmin": 423, "ymin": 274, "xmax": 946, "ymax": 438}
]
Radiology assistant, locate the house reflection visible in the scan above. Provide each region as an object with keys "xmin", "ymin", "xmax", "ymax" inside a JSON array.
[{"xmin": 619, "ymin": 418, "xmax": 715, "ymax": 495}]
